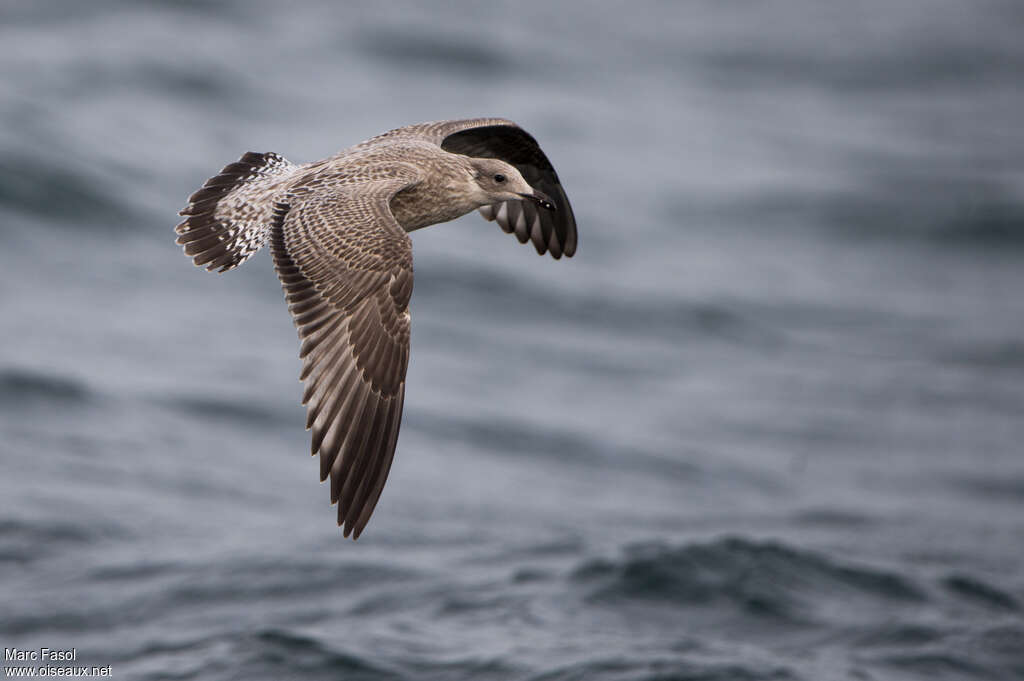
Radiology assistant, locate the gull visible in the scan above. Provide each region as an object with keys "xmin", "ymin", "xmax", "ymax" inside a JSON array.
[{"xmin": 175, "ymin": 118, "xmax": 577, "ymax": 538}]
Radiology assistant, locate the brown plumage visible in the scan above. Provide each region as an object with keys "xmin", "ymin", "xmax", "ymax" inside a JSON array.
[{"xmin": 174, "ymin": 118, "xmax": 577, "ymax": 538}]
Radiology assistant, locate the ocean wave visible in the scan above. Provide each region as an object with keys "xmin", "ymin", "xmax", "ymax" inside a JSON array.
[
  {"xmin": 697, "ymin": 39, "xmax": 1024, "ymax": 94},
  {"xmin": 148, "ymin": 557, "xmax": 421, "ymax": 607},
  {"xmin": 853, "ymin": 622, "xmax": 947, "ymax": 648},
  {"xmin": 407, "ymin": 409, "xmax": 700, "ymax": 481},
  {"xmin": 862, "ymin": 623, "xmax": 1024, "ymax": 681},
  {"xmin": 0, "ymin": 152, "xmax": 137, "ymax": 226},
  {"xmin": 0, "ymin": 517, "xmax": 99, "ymax": 565},
  {"xmin": 88, "ymin": 560, "xmax": 182, "ymax": 583},
  {"xmin": 355, "ymin": 28, "xmax": 511, "ymax": 77},
  {"xmin": 950, "ymin": 475, "xmax": 1024, "ymax": 502},
  {"xmin": 943, "ymin": 341, "xmax": 1024, "ymax": 371},
  {"xmin": 156, "ymin": 393, "xmax": 294, "ymax": 430},
  {"xmin": 241, "ymin": 628, "xmax": 403, "ymax": 680},
  {"xmin": 407, "ymin": 409, "xmax": 612, "ymax": 466},
  {"xmin": 938, "ymin": 200, "xmax": 1024, "ymax": 245},
  {"xmin": 870, "ymin": 651, "xmax": 992, "ymax": 679},
  {"xmin": 571, "ymin": 537, "xmax": 924, "ymax": 622},
  {"xmin": 665, "ymin": 181, "xmax": 1024, "ymax": 248},
  {"xmin": 241, "ymin": 627, "xmax": 525, "ymax": 681},
  {"xmin": 529, "ymin": 656, "xmax": 797, "ymax": 681},
  {"xmin": 417, "ymin": 262, "xmax": 771, "ymax": 348},
  {"xmin": 790, "ymin": 508, "xmax": 876, "ymax": 528},
  {"xmin": 118, "ymin": 627, "xmax": 404, "ymax": 681},
  {"xmin": 942, "ymin": 574, "xmax": 1020, "ymax": 611},
  {"xmin": 0, "ymin": 367, "xmax": 94, "ymax": 407}
]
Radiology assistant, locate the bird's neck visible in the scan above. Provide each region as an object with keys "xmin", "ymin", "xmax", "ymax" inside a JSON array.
[{"xmin": 389, "ymin": 157, "xmax": 482, "ymax": 232}]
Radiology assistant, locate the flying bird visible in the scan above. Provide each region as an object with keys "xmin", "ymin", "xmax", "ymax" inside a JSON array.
[{"xmin": 175, "ymin": 118, "xmax": 577, "ymax": 538}]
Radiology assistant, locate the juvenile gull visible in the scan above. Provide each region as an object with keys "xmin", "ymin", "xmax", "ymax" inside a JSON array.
[{"xmin": 175, "ymin": 118, "xmax": 577, "ymax": 539}]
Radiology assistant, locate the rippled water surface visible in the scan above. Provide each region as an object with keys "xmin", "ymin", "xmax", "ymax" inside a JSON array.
[{"xmin": 2, "ymin": 2, "xmax": 1024, "ymax": 679}]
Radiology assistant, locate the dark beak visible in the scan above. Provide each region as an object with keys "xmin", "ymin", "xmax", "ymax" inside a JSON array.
[{"xmin": 518, "ymin": 190, "xmax": 556, "ymax": 211}]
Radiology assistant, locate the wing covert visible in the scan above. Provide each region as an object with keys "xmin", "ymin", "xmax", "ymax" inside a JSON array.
[{"xmin": 270, "ymin": 173, "xmax": 418, "ymax": 539}]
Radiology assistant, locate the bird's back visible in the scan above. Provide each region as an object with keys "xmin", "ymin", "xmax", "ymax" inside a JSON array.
[{"xmin": 176, "ymin": 137, "xmax": 442, "ymax": 270}]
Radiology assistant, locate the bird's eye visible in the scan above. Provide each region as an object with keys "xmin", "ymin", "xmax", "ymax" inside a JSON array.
[{"xmin": 493, "ymin": 173, "xmax": 506, "ymax": 183}]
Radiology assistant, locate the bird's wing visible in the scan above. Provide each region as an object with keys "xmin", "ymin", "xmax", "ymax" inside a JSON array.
[
  {"xmin": 270, "ymin": 170, "xmax": 420, "ymax": 539},
  {"xmin": 367, "ymin": 119, "xmax": 577, "ymax": 259}
]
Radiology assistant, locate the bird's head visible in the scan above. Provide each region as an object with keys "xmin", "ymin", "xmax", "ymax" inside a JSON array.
[{"xmin": 468, "ymin": 158, "xmax": 555, "ymax": 211}]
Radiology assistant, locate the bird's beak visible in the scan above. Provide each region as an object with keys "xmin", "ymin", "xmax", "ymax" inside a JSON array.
[{"xmin": 519, "ymin": 190, "xmax": 556, "ymax": 211}]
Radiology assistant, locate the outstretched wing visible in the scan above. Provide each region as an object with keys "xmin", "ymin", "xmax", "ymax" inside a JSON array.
[
  {"xmin": 270, "ymin": 172, "xmax": 419, "ymax": 539},
  {"xmin": 366, "ymin": 119, "xmax": 578, "ymax": 259}
]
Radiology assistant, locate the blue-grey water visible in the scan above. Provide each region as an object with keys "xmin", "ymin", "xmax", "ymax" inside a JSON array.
[{"xmin": 2, "ymin": 1, "xmax": 1024, "ymax": 679}]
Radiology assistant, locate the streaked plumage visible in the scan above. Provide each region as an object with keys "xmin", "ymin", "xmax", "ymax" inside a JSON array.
[{"xmin": 174, "ymin": 118, "xmax": 577, "ymax": 538}]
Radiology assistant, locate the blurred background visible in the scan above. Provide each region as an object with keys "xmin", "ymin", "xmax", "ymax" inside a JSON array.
[{"xmin": 2, "ymin": 1, "xmax": 1023, "ymax": 679}]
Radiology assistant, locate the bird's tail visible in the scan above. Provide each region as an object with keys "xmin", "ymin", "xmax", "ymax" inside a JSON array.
[{"xmin": 175, "ymin": 151, "xmax": 299, "ymax": 273}]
